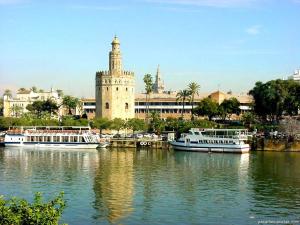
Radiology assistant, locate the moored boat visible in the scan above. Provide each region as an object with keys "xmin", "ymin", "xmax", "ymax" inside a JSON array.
[
  {"xmin": 4, "ymin": 126, "xmax": 100, "ymax": 149},
  {"xmin": 170, "ymin": 128, "xmax": 251, "ymax": 153}
]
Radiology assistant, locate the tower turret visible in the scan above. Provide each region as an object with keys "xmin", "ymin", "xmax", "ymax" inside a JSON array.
[{"xmin": 109, "ymin": 36, "xmax": 122, "ymax": 73}]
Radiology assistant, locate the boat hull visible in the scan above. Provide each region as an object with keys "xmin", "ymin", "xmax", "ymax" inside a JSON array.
[
  {"xmin": 4, "ymin": 142, "xmax": 99, "ymax": 149},
  {"xmin": 170, "ymin": 141, "xmax": 250, "ymax": 153}
]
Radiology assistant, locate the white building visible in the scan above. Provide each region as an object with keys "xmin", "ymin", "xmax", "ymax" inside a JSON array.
[
  {"xmin": 289, "ymin": 69, "xmax": 300, "ymax": 82},
  {"xmin": 3, "ymin": 88, "xmax": 63, "ymax": 117}
]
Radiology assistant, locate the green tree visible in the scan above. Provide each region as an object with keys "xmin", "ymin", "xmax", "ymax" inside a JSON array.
[
  {"xmin": 176, "ymin": 89, "xmax": 191, "ymax": 119},
  {"xmin": 143, "ymin": 74, "xmax": 153, "ymax": 121},
  {"xmin": 194, "ymin": 97, "xmax": 219, "ymax": 121},
  {"xmin": 111, "ymin": 118, "xmax": 125, "ymax": 134},
  {"xmin": 92, "ymin": 117, "xmax": 111, "ymax": 136},
  {"xmin": 63, "ymin": 95, "xmax": 79, "ymax": 115},
  {"xmin": 3, "ymin": 89, "xmax": 12, "ymax": 98},
  {"xmin": 0, "ymin": 98, "xmax": 3, "ymax": 116},
  {"xmin": 26, "ymin": 101, "xmax": 44, "ymax": 118},
  {"xmin": 126, "ymin": 118, "xmax": 146, "ymax": 135},
  {"xmin": 188, "ymin": 82, "xmax": 200, "ymax": 120},
  {"xmin": 249, "ymin": 79, "xmax": 300, "ymax": 122},
  {"xmin": 219, "ymin": 97, "xmax": 240, "ymax": 120},
  {"xmin": 149, "ymin": 111, "xmax": 165, "ymax": 134},
  {"xmin": 31, "ymin": 86, "xmax": 38, "ymax": 92},
  {"xmin": 57, "ymin": 90, "xmax": 64, "ymax": 97},
  {"xmin": 241, "ymin": 112, "xmax": 256, "ymax": 129},
  {"xmin": 10, "ymin": 105, "xmax": 23, "ymax": 117},
  {"xmin": 18, "ymin": 87, "xmax": 27, "ymax": 92},
  {"xmin": 0, "ymin": 192, "xmax": 66, "ymax": 225}
]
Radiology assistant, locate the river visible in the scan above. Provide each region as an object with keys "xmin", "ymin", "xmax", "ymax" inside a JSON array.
[{"xmin": 0, "ymin": 147, "xmax": 300, "ymax": 224}]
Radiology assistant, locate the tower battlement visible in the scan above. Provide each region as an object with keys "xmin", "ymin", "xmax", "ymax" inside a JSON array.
[{"xmin": 96, "ymin": 70, "xmax": 134, "ymax": 77}]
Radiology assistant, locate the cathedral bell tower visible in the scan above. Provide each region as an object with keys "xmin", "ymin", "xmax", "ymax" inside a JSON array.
[{"xmin": 95, "ymin": 36, "xmax": 135, "ymax": 120}]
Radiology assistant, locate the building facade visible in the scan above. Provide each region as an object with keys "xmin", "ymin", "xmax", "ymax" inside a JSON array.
[
  {"xmin": 82, "ymin": 91, "xmax": 252, "ymax": 120},
  {"xmin": 95, "ymin": 36, "xmax": 135, "ymax": 120},
  {"xmin": 3, "ymin": 88, "xmax": 63, "ymax": 117}
]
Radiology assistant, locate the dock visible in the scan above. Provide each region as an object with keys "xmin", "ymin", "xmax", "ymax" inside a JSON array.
[{"xmin": 110, "ymin": 139, "xmax": 170, "ymax": 149}]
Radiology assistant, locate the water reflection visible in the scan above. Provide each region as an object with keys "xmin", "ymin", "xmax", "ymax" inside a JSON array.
[
  {"xmin": 1, "ymin": 147, "xmax": 300, "ymax": 224},
  {"xmin": 93, "ymin": 149, "xmax": 134, "ymax": 223}
]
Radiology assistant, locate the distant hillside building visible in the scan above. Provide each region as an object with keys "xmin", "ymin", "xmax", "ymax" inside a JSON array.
[
  {"xmin": 152, "ymin": 65, "xmax": 165, "ymax": 94},
  {"xmin": 95, "ymin": 36, "xmax": 135, "ymax": 120},
  {"xmin": 3, "ymin": 88, "xmax": 63, "ymax": 117},
  {"xmin": 289, "ymin": 69, "xmax": 300, "ymax": 82}
]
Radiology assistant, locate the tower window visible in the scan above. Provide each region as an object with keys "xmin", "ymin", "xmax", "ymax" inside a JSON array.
[
  {"xmin": 107, "ymin": 87, "xmax": 108, "ymax": 91},
  {"xmin": 116, "ymin": 87, "xmax": 118, "ymax": 91},
  {"xmin": 125, "ymin": 103, "xmax": 129, "ymax": 110},
  {"xmin": 126, "ymin": 87, "xmax": 128, "ymax": 91},
  {"xmin": 105, "ymin": 102, "xmax": 109, "ymax": 109}
]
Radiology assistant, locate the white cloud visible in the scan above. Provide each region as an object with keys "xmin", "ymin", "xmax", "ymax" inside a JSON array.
[
  {"xmin": 145, "ymin": 0, "xmax": 259, "ymax": 8},
  {"xmin": 245, "ymin": 25, "xmax": 261, "ymax": 35}
]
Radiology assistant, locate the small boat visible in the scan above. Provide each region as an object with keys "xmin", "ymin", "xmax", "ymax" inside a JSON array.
[
  {"xmin": 170, "ymin": 128, "xmax": 250, "ymax": 153},
  {"xmin": 4, "ymin": 126, "xmax": 100, "ymax": 149}
]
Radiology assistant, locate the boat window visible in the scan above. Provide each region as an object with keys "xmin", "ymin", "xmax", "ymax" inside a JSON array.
[
  {"xmin": 189, "ymin": 131, "xmax": 193, "ymax": 135},
  {"xmin": 46, "ymin": 136, "xmax": 51, "ymax": 142},
  {"xmin": 194, "ymin": 132, "xmax": 200, "ymax": 135},
  {"xmin": 70, "ymin": 136, "xmax": 74, "ymax": 142},
  {"xmin": 38, "ymin": 136, "xmax": 43, "ymax": 142},
  {"xmin": 74, "ymin": 136, "xmax": 78, "ymax": 142},
  {"xmin": 63, "ymin": 136, "xmax": 68, "ymax": 142},
  {"xmin": 81, "ymin": 137, "xmax": 86, "ymax": 143}
]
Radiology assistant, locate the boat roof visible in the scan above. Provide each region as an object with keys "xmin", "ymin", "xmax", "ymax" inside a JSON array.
[{"xmin": 9, "ymin": 126, "xmax": 91, "ymax": 130}]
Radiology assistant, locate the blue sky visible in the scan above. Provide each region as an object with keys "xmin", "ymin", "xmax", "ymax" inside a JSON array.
[{"xmin": 0, "ymin": 0, "xmax": 299, "ymax": 97}]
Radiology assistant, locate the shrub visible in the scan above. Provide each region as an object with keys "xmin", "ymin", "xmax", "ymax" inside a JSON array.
[{"xmin": 0, "ymin": 192, "xmax": 66, "ymax": 225}]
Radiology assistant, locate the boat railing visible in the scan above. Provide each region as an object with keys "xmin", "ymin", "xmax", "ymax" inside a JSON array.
[{"xmin": 201, "ymin": 134, "xmax": 249, "ymax": 140}]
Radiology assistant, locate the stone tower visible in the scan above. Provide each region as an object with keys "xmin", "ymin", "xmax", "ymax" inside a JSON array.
[
  {"xmin": 152, "ymin": 65, "xmax": 165, "ymax": 94},
  {"xmin": 95, "ymin": 36, "xmax": 135, "ymax": 120}
]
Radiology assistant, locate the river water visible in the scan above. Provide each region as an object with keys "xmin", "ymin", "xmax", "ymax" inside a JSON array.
[{"xmin": 0, "ymin": 147, "xmax": 300, "ymax": 225}]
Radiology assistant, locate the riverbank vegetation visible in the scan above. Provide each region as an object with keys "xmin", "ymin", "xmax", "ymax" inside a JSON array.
[{"xmin": 0, "ymin": 192, "xmax": 66, "ymax": 225}]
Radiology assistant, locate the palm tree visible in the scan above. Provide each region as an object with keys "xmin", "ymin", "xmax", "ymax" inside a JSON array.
[
  {"xmin": 143, "ymin": 74, "xmax": 153, "ymax": 122},
  {"xmin": 188, "ymin": 82, "xmax": 200, "ymax": 120},
  {"xmin": 3, "ymin": 89, "xmax": 12, "ymax": 98},
  {"xmin": 176, "ymin": 89, "xmax": 191, "ymax": 119}
]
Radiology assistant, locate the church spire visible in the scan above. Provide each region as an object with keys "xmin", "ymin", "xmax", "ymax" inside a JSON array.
[{"xmin": 153, "ymin": 64, "xmax": 165, "ymax": 93}]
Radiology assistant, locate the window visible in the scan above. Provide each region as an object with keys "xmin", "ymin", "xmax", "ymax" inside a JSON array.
[
  {"xmin": 116, "ymin": 87, "xmax": 118, "ymax": 91},
  {"xmin": 105, "ymin": 102, "xmax": 109, "ymax": 109},
  {"xmin": 107, "ymin": 87, "xmax": 108, "ymax": 91},
  {"xmin": 125, "ymin": 103, "xmax": 129, "ymax": 109},
  {"xmin": 126, "ymin": 87, "xmax": 128, "ymax": 91}
]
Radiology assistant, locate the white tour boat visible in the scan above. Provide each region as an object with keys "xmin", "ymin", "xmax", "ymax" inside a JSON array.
[
  {"xmin": 170, "ymin": 128, "xmax": 251, "ymax": 153},
  {"xmin": 4, "ymin": 126, "xmax": 101, "ymax": 149}
]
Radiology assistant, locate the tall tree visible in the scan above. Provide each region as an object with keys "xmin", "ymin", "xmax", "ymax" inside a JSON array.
[
  {"xmin": 188, "ymin": 82, "xmax": 200, "ymax": 120},
  {"xmin": 63, "ymin": 95, "xmax": 79, "ymax": 115},
  {"xmin": 219, "ymin": 97, "xmax": 240, "ymax": 120},
  {"xmin": 31, "ymin": 86, "xmax": 38, "ymax": 92},
  {"xmin": 92, "ymin": 117, "xmax": 112, "ymax": 136},
  {"xmin": 3, "ymin": 89, "xmax": 12, "ymax": 98},
  {"xmin": 10, "ymin": 105, "xmax": 23, "ymax": 117},
  {"xmin": 176, "ymin": 89, "xmax": 191, "ymax": 119},
  {"xmin": 18, "ymin": 88, "xmax": 27, "ymax": 92},
  {"xmin": 111, "ymin": 118, "xmax": 125, "ymax": 134},
  {"xmin": 143, "ymin": 74, "xmax": 153, "ymax": 121},
  {"xmin": 194, "ymin": 97, "xmax": 219, "ymax": 121},
  {"xmin": 149, "ymin": 111, "xmax": 165, "ymax": 134},
  {"xmin": 56, "ymin": 90, "xmax": 64, "ymax": 97},
  {"xmin": 126, "ymin": 118, "xmax": 146, "ymax": 135}
]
